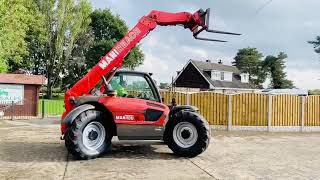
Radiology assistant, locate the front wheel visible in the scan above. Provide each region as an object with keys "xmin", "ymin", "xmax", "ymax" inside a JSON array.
[
  {"xmin": 164, "ymin": 110, "xmax": 210, "ymax": 157},
  {"xmin": 65, "ymin": 110, "xmax": 111, "ymax": 160}
]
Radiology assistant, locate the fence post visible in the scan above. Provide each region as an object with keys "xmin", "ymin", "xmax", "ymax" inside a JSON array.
[
  {"xmin": 227, "ymin": 95, "xmax": 233, "ymax": 131},
  {"xmin": 42, "ymin": 99, "xmax": 45, "ymax": 119},
  {"xmin": 268, "ymin": 95, "xmax": 273, "ymax": 132},
  {"xmin": 186, "ymin": 93, "xmax": 190, "ymax": 105},
  {"xmin": 11, "ymin": 101, "xmax": 14, "ymax": 121},
  {"xmin": 300, "ymin": 96, "xmax": 305, "ymax": 132}
]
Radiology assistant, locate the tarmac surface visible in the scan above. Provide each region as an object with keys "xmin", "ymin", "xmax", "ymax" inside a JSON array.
[{"xmin": 1, "ymin": 118, "xmax": 320, "ymax": 180}]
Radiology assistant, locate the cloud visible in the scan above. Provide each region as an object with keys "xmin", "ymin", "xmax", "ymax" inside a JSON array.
[
  {"xmin": 287, "ymin": 69, "xmax": 320, "ymax": 89},
  {"xmin": 181, "ymin": 46, "xmax": 209, "ymax": 59},
  {"xmin": 136, "ymin": 50, "xmax": 169, "ymax": 72},
  {"xmin": 92, "ymin": 0, "xmax": 320, "ymax": 89},
  {"xmin": 135, "ymin": 50, "xmax": 179, "ymax": 84}
]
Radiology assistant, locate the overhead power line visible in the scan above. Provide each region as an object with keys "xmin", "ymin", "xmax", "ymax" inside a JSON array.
[{"xmin": 254, "ymin": 0, "xmax": 273, "ymax": 15}]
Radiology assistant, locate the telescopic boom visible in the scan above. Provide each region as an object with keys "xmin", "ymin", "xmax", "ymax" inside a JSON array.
[{"xmin": 64, "ymin": 8, "xmax": 240, "ymax": 111}]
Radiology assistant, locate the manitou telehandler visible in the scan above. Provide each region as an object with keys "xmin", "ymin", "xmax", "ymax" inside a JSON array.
[{"xmin": 61, "ymin": 8, "xmax": 239, "ymax": 160}]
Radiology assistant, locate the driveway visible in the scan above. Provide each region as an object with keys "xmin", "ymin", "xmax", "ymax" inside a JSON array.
[{"xmin": 0, "ymin": 119, "xmax": 319, "ymax": 179}]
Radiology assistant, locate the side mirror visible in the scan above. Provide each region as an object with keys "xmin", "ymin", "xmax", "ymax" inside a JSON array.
[{"xmin": 105, "ymin": 84, "xmax": 116, "ymax": 96}]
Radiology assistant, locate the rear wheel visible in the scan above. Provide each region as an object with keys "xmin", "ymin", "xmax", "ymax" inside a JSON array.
[
  {"xmin": 65, "ymin": 110, "xmax": 111, "ymax": 160},
  {"xmin": 164, "ymin": 110, "xmax": 210, "ymax": 157}
]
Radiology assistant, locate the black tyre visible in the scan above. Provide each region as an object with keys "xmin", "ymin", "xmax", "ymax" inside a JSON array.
[
  {"xmin": 65, "ymin": 110, "xmax": 111, "ymax": 160},
  {"xmin": 164, "ymin": 110, "xmax": 210, "ymax": 157}
]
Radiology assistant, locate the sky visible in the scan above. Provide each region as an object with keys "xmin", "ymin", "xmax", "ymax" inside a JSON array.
[{"xmin": 90, "ymin": 0, "xmax": 320, "ymax": 89}]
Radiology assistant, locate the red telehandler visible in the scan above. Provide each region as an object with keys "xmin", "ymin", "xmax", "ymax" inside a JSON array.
[{"xmin": 61, "ymin": 8, "xmax": 240, "ymax": 159}]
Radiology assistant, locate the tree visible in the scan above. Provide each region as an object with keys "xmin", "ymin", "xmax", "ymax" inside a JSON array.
[
  {"xmin": 159, "ymin": 83, "xmax": 169, "ymax": 89},
  {"xmin": 263, "ymin": 52, "xmax": 294, "ymax": 89},
  {"xmin": 0, "ymin": 0, "xmax": 37, "ymax": 72},
  {"xmin": 233, "ymin": 48, "xmax": 267, "ymax": 87},
  {"xmin": 309, "ymin": 89, "xmax": 320, "ymax": 95},
  {"xmin": 308, "ymin": 36, "xmax": 320, "ymax": 55},
  {"xmin": 7, "ymin": 1, "xmax": 47, "ymax": 74},
  {"xmin": 61, "ymin": 29, "xmax": 95, "ymax": 88},
  {"xmin": 37, "ymin": 0, "xmax": 93, "ymax": 98},
  {"xmin": 3, "ymin": 3, "xmax": 145, "ymax": 98},
  {"xmin": 86, "ymin": 9, "xmax": 144, "ymax": 70},
  {"xmin": 61, "ymin": 9, "xmax": 145, "ymax": 88}
]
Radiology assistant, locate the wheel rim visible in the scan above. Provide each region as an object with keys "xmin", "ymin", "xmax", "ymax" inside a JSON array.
[
  {"xmin": 173, "ymin": 122, "xmax": 198, "ymax": 148},
  {"xmin": 82, "ymin": 121, "xmax": 106, "ymax": 150}
]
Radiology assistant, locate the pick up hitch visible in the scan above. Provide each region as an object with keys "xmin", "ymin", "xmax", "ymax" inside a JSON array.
[{"xmin": 193, "ymin": 8, "xmax": 241, "ymax": 42}]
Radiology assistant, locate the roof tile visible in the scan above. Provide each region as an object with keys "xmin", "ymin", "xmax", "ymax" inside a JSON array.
[{"xmin": 191, "ymin": 59, "xmax": 241, "ymax": 74}]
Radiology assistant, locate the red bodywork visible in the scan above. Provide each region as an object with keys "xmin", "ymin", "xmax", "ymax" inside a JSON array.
[
  {"xmin": 61, "ymin": 9, "xmax": 217, "ymax": 134},
  {"xmin": 100, "ymin": 96, "xmax": 169, "ymax": 126}
]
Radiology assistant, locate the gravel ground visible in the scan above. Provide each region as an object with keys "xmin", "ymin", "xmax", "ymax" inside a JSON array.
[{"xmin": 0, "ymin": 119, "xmax": 320, "ymax": 180}]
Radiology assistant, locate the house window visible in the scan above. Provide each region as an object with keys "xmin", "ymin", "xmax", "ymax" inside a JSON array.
[
  {"xmin": 211, "ymin": 71, "xmax": 232, "ymax": 81},
  {"xmin": 241, "ymin": 73, "xmax": 249, "ymax": 83},
  {"xmin": 221, "ymin": 72, "xmax": 225, "ymax": 81},
  {"xmin": 211, "ymin": 70, "xmax": 221, "ymax": 80}
]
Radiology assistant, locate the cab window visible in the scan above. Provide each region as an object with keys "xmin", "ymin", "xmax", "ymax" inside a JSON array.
[{"xmin": 109, "ymin": 73, "xmax": 159, "ymax": 101}]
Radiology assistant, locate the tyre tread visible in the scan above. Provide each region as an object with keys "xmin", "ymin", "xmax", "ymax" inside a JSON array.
[
  {"xmin": 64, "ymin": 110, "xmax": 111, "ymax": 160},
  {"xmin": 164, "ymin": 110, "xmax": 210, "ymax": 157}
]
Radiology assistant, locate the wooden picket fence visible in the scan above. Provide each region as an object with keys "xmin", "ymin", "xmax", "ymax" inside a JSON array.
[
  {"xmin": 305, "ymin": 96, "xmax": 320, "ymax": 126},
  {"xmin": 232, "ymin": 93, "xmax": 269, "ymax": 126},
  {"xmin": 160, "ymin": 91, "xmax": 320, "ymax": 130},
  {"xmin": 190, "ymin": 92, "xmax": 228, "ymax": 126}
]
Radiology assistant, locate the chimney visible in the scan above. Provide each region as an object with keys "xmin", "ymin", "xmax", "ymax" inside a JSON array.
[
  {"xmin": 205, "ymin": 59, "xmax": 211, "ymax": 63},
  {"xmin": 218, "ymin": 59, "xmax": 223, "ymax": 64}
]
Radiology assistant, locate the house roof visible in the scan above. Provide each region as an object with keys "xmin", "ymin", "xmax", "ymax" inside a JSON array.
[
  {"xmin": 191, "ymin": 60, "xmax": 241, "ymax": 74},
  {"xmin": 0, "ymin": 74, "xmax": 45, "ymax": 85}
]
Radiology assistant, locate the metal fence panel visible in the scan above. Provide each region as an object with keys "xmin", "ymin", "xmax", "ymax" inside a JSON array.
[
  {"xmin": 38, "ymin": 99, "xmax": 64, "ymax": 117},
  {"xmin": 0, "ymin": 100, "xmax": 39, "ymax": 119},
  {"xmin": 0, "ymin": 99, "xmax": 64, "ymax": 120}
]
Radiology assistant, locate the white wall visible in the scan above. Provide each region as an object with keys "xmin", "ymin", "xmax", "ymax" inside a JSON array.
[
  {"xmin": 212, "ymin": 70, "xmax": 232, "ymax": 81},
  {"xmin": 224, "ymin": 72, "xmax": 233, "ymax": 81}
]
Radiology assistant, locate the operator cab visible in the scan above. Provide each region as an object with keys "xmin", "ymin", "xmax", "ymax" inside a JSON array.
[{"xmin": 97, "ymin": 70, "xmax": 162, "ymax": 103}]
